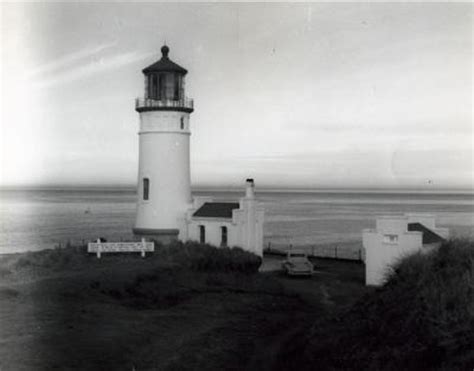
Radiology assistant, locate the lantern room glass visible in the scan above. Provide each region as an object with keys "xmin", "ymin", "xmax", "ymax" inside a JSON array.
[{"xmin": 146, "ymin": 72, "xmax": 183, "ymax": 101}]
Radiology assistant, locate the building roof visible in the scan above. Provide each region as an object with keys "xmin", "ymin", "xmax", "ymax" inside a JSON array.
[
  {"xmin": 142, "ymin": 45, "xmax": 188, "ymax": 75},
  {"xmin": 193, "ymin": 202, "xmax": 240, "ymax": 219},
  {"xmin": 408, "ymin": 222, "xmax": 445, "ymax": 245}
]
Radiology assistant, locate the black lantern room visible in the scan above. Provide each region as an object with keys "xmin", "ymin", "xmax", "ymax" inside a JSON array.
[
  {"xmin": 136, "ymin": 45, "xmax": 193, "ymax": 113},
  {"xmin": 143, "ymin": 45, "xmax": 187, "ymax": 101}
]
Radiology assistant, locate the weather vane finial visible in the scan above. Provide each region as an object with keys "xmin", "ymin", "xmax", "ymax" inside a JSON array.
[{"xmin": 161, "ymin": 44, "xmax": 169, "ymax": 58}]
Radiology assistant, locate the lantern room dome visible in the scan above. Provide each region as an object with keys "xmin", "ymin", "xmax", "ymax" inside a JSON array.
[{"xmin": 142, "ymin": 45, "xmax": 188, "ymax": 75}]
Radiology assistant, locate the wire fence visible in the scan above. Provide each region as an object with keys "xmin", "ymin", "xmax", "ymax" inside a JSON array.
[
  {"xmin": 53, "ymin": 239, "xmax": 365, "ymax": 262},
  {"xmin": 264, "ymin": 242, "xmax": 365, "ymax": 261}
]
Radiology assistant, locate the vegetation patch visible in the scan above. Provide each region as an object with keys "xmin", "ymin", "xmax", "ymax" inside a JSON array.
[
  {"xmin": 0, "ymin": 241, "xmax": 366, "ymax": 370},
  {"xmin": 0, "ymin": 287, "xmax": 19, "ymax": 299},
  {"xmin": 281, "ymin": 239, "xmax": 474, "ymax": 370},
  {"xmin": 5, "ymin": 239, "xmax": 471, "ymax": 369},
  {"xmin": 152, "ymin": 240, "xmax": 262, "ymax": 273},
  {"xmin": 1, "ymin": 240, "xmax": 262, "ymax": 279},
  {"xmin": 9, "ymin": 245, "xmax": 89, "ymax": 272}
]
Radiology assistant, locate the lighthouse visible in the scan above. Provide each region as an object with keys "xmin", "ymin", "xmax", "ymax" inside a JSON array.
[
  {"xmin": 133, "ymin": 45, "xmax": 265, "ymax": 255},
  {"xmin": 133, "ymin": 45, "xmax": 194, "ymax": 240}
]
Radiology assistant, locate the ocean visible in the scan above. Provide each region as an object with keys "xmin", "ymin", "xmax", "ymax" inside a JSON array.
[{"xmin": 1, "ymin": 189, "xmax": 473, "ymax": 255}]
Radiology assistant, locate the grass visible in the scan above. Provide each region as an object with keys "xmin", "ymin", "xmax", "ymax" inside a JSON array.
[
  {"xmin": 0, "ymin": 240, "xmax": 262, "ymax": 283},
  {"xmin": 0, "ymin": 242, "xmax": 301, "ymax": 370},
  {"xmin": 279, "ymin": 239, "xmax": 474, "ymax": 371},
  {"xmin": 1, "ymin": 239, "xmax": 471, "ymax": 370},
  {"xmin": 155, "ymin": 240, "xmax": 262, "ymax": 273}
]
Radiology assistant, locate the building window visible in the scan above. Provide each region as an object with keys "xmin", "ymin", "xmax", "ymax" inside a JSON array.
[
  {"xmin": 221, "ymin": 226, "xmax": 228, "ymax": 247},
  {"xmin": 143, "ymin": 178, "xmax": 149, "ymax": 200},
  {"xmin": 180, "ymin": 117, "xmax": 184, "ymax": 130},
  {"xmin": 383, "ymin": 234, "xmax": 398, "ymax": 244},
  {"xmin": 199, "ymin": 225, "xmax": 205, "ymax": 244}
]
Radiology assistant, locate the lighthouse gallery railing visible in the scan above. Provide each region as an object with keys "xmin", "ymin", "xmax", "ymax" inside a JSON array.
[{"xmin": 135, "ymin": 97, "xmax": 194, "ymax": 110}]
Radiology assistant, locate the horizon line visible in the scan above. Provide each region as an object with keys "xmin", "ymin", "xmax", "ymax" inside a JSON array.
[{"xmin": 1, "ymin": 184, "xmax": 473, "ymax": 195}]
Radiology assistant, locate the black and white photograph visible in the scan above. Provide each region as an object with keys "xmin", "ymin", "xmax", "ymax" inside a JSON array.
[{"xmin": 0, "ymin": 1, "xmax": 473, "ymax": 370}]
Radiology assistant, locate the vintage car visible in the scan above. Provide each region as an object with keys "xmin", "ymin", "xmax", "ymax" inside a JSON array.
[{"xmin": 282, "ymin": 249, "xmax": 314, "ymax": 276}]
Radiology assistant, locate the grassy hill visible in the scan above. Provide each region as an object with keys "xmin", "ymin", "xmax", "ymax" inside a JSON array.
[
  {"xmin": 1, "ymin": 241, "xmax": 364, "ymax": 370},
  {"xmin": 0, "ymin": 242, "xmax": 282, "ymax": 370},
  {"xmin": 1, "ymin": 239, "xmax": 471, "ymax": 370},
  {"xmin": 279, "ymin": 239, "xmax": 474, "ymax": 370}
]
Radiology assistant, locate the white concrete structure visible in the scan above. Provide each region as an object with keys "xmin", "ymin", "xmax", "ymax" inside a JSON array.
[
  {"xmin": 179, "ymin": 179, "xmax": 265, "ymax": 257},
  {"xmin": 133, "ymin": 46, "xmax": 194, "ymax": 240},
  {"xmin": 133, "ymin": 46, "xmax": 265, "ymax": 256},
  {"xmin": 363, "ymin": 214, "xmax": 448, "ymax": 286}
]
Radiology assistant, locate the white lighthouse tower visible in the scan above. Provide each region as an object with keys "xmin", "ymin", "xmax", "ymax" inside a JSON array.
[{"xmin": 133, "ymin": 45, "xmax": 194, "ymax": 240}]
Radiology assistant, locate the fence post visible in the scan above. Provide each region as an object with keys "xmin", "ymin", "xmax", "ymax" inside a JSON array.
[
  {"xmin": 96, "ymin": 238, "xmax": 101, "ymax": 259},
  {"xmin": 335, "ymin": 245, "xmax": 338, "ymax": 259},
  {"xmin": 141, "ymin": 238, "xmax": 146, "ymax": 258},
  {"xmin": 359, "ymin": 248, "xmax": 362, "ymax": 261}
]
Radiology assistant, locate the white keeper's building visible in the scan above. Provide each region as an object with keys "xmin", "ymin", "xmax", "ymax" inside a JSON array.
[
  {"xmin": 363, "ymin": 214, "xmax": 449, "ymax": 286},
  {"xmin": 132, "ymin": 45, "xmax": 264, "ymax": 257}
]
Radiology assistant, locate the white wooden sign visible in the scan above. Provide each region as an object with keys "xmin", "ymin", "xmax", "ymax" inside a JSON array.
[{"xmin": 87, "ymin": 238, "xmax": 154, "ymax": 258}]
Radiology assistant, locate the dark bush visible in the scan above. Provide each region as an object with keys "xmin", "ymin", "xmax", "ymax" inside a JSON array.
[
  {"xmin": 8, "ymin": 240, "xmax": 261, "ymax": 277},
  {"xmin": 285, "ymin": 239, "xmax": 474, "ymax": 371},
  {"xmin": 159, "ymin": 241, "xmax": 262, "ymax": 273},
  {"xmin": 11, "ymin": 245, "xmax": 88, "ymax": 271},
  {"xmin": 0, "ymin": 266, "xmax": 12, "ymax": 278},
  {"xmin": 0, "ymin": 287, "xmax": 19, "ymax": 299}
]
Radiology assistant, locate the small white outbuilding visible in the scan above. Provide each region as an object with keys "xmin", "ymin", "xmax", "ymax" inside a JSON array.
[
  {"xmin": 363, "ymin": 214, "xmax": 449, "ymax": 286},
  {"xmin": 179, "ymin": 179, "xmax": 265, "ymax": 257}
]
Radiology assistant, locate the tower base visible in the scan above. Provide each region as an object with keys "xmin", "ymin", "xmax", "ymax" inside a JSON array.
[{"xmin": 132, "ymin": 228, "xmax": 179, "ymax": 245}]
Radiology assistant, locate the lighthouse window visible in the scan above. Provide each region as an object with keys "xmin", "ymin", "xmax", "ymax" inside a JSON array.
[
  {"xmin": 151, "ymin": 75, "xmax": 158, "ymax": 99},
  {"xmin": 143, "ymin": 178, "xmax": 149, "ymax": 200},
  {"xmin": 180, "ymin": 117, "xmax": 184, "ymax": 130},
  {"xmin": 174, "ymin": 74, "xmax": 180, "ymax": 100},
  {"xmin": 199, "ymin": 225, "xmax": 206, "ymax": 244},
  {"xmin": 165, "ymin": 74, "xmax": 175, "ymax": 99},
  {"xmin": 221, "ymin": 226, "xmax": 228, "ymax": 247},
  {"xmin": 158, "ymin": 74, "xmax": 166, "ymax": 100}
]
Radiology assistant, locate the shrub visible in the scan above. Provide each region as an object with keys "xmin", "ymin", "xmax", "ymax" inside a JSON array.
[
  {"xmin": 158, "ymin": 241, "xmax": 262, "ymax": 273},
  {"xmin": 0, "ymin": 266, "xmax": 12, "ymax": 278},
  {"xmin": 11, "ymin": 245, "xmax": 88, "ymax": 271},
  {"xmin": 9, "ymin": 240, "xmax": 261, "ymax": 275},
  {"xmin": 0, "ymin": 287, "xmax": 19, "ymax": 299},
  {"xmin": 286, "ymin": 239, "xmax": 474, "ymax": 370}
]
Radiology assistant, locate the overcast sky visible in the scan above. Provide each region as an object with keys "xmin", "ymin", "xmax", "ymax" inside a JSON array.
[{"xmin": 1, "ymin": 2, "xmax": 472, "ymax": 190}]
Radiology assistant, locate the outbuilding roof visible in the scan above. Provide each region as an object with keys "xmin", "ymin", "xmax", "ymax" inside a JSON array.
[
  {"xmin": 142, "ymin": 45, "xmax": 188, "ymax": 74},
  {"xmin": 408, "ymin": 222, "xmax": 445, "ymax": 245},
  {"xmin": 193, "ymin": 202, "xmax": 240, "ymax": 219}
]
